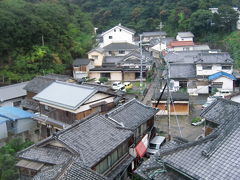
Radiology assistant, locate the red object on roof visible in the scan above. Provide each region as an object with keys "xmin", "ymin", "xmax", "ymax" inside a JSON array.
[
  {"xmin": 168, "ymin": 41, "xmax": 194, "ymax": 47},
  {"xmin": 135, "ymin": 134, "xmax": 149, "ymax": 158}
]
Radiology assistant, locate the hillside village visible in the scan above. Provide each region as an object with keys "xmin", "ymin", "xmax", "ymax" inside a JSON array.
[{"xmin": 1, "ymin": 22, "xmax": 240, "ymax": 180}]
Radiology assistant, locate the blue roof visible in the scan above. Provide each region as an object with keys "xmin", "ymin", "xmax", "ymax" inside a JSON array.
[
  {"xmin": 208, "ymin": 72, "xmax": 236, "ymax": 81},
  {"xmin": 0, "ymin": 117, "xmax": 8, "ymax": 124},
  {"xmin": 0, "ymin": 106, "xmax": 33, "ymax": 121}
]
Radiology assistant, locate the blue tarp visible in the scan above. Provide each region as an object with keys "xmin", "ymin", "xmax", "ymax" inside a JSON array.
[
  {"xmin": 0, "ymin": 117, "xmax": 8, "ymax": 124},
  {"xmin": 208, "ymin": 72, "xmax": 236, "ymax": 81},
  {"xmin": 0, "ymin": 106, "xmax": 33, "ymax": 121}
]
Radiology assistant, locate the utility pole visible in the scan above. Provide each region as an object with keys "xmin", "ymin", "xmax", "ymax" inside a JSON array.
[
  {"xmin": 166, "ymin": 60, "xmax": 171, "ymax": 141},
  {"xmin": 41, "ymin": 35, "xmax": 45, "ymax": 46},
  {"xmin": 140, "ymin": 34, "xmax": 143, "ymax": 94},
  {"xmin": 158, "ymin": 22, "xmax": 164, "ymax": 52}
]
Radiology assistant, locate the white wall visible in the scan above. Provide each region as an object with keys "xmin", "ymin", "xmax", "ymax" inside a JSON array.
[
  {"xmin": 196, "ymin": 64, "xmax": 233, "ymax": 76},
  {"xmin": 0, "ymin": 122, "xmax": 8, "ymax": 139},
  {"xmin": 212, "ymin": 77, "xmax": 234, "ymax": 91},
  {"xmin": 73, "ymin": 72, "xmax": 88, "ymax": 79},
  {"xmin": 102, "ymin": 27, "xmax": 134, "ymax": 47},
  {"xmin": 176, "ymin": 36, "xmax": 193, "ymax": 41},
  {"xmin": 16, "ymin": 118, "xmax": 37, "ymax": 134},
  {"xmin": 105, "ymin": 50, "xmax": 132, "ymax": 56},
  {"xmin": 0, "ymin": 97, "xmax": 23, "ymax": 107}
]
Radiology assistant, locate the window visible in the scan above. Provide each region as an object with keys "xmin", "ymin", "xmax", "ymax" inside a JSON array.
[
  {"xmin": 109, "ymin": 36, "xmax": 112, "ymax": 39},
  {"xmin": 101, "ymin": 73, "xmax": 110, "ymax": 78},
  {"xmin": 222, "ymin": 65, "xmax": 231, "ymax": 70},
  {"xmin": 92, "ymin": 55, "xmax": 98, "ymax": 60},
  {"xmin": 114, "ymin": 29, "xmax": 116, "ymax": 32},
  {"xmin": 202, "ymin": 65, "xmax": 212, "ymax": 70},
  {"xmin": 44, "ymin": 105, "xmax": 50, "ymax": 111},
  {"xmin": 119, "ymin": 50, "xmax": 125, "ymax": 54},
  {"xmin": 108, "ymin": 51, "xmax": 112, "ymax": 55},
  {"xmin": 119, "ymin": 29, "xmax": 122, "ymax": 32}
]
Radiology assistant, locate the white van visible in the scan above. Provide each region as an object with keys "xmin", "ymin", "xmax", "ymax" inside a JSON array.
[{"xmin": 146, "ymin": 136, "xmax": 166, "ymax": 156}]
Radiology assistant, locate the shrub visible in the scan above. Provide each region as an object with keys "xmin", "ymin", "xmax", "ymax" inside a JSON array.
[
  {"xmin": 99, "ymin": 77, "xmax": 108, "ymax": 83},
  {"xmin": 191, "ymin": 117, "xmax": 202, "ymax": 123}
]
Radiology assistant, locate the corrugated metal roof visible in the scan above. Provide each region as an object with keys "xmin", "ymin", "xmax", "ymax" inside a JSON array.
[
  {"xmin": 208, "ymin": 72, "xmax": 236, "ymax": 81},
  {"xmin": 0, "ymin": 82, "xmax": 27, "ymax": 102},
  {"xmin": 33, "ymin": 81, "xmax": 97, "ymax": 110},
  {"xmin": 0, "ymin": 106, "xmax": 33, "ymax": 121}
]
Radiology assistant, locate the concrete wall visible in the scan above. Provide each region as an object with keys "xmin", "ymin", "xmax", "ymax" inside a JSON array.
[
  {"xmin": 196, "ymin": 64, "xmax": 233, "ymax": 76},
  {"xmin": 102, "ymin": 27, "xmax": 134, "ymax": 47},
  {"xmin": 16, "ymin": 118, "xmax": 37, "ymax": 134},
  {"xmin": 0, "ymin": 122, "xmax": 8, "ymax": 139},
  {"xmin": 212, "ymin": 76, "xmax": 233, "ymax": 91},
  {"xmin": 88, "ymin": 51, "xmax": 104, "ymax": 67}
]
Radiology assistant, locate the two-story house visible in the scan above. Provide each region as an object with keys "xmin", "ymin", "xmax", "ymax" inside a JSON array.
[
  {"xmin": 33, "ymin": 81, "xmax": 121, "ymax": 138},
  {"xmin": 22, "ymin": 74, "xmax": 71, "ymax": 112},
  {"xmin": 99, "ymin": 23, "xmax": 136, "ymax": 47},
  {"xmin": 72, "ymin": 58, "xmax": 94, "ymax": 80},
  {"xmin": 176, "ymin": 32, "xmax": 194, "ymax": 41},
  {"xmin": 88, "ymin": 47, "xmax": 105, "ymax": 67},
  {"xmin": 17, "ymin": 114, "xmax": 134, "ymax": 180},
  {"xmin": 107, "ymin": 99, "xmax": 159, "ymax": 162}
]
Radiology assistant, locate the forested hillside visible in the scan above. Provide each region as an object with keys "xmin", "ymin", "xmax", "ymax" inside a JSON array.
[
  {"xmin": 0, "ymin": 0, "xmax": 94, "ymax": 83},
  {"xmin": 72, "ymin": 0, "xmax": 239, "ymax": 36}
]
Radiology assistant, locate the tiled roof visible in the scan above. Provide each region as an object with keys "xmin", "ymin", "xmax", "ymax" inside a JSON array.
[
  {"xmin": 73, "ymin": 58, "xmax": 92, "ymax": 66},
  {"xmin": 169, "ymin": 63, "xmax": 196, "ymax": 79},
  {"xmin": 24, "ymin": 74, "xmax": 71, "ymax": 93},
  {"xmin": 152, "ymin": 92, "xmax": 189, "ymax": 101},
  {"xmin": 103, "ymin": 43, "xmax": 138, "ymax": 51},
  {"xmin": 142, "ymin": 31, "xmax": 167, "ymax": 37},
  {"xmin": 33, "ymin": 159, "xmax": 109, "ymax": 180},
  {"xmin": 136, "ymin": 105, "xmax": 240, "ymax": 179},
  {"xmin": 168, "ymin": 41, "xmax": 194, "ymax": 47},
  {"xmin": 108, "ymin": 99, "xmax": 159, "ymax": 129},
  {"xmin": 195, "ymin": 52, "xmax": 233, "ymax": 64},
  {"xmin": 200, "ymin": 98, "xmax": 240, "ymax": 125},
  {"xmin": 57, "ymin": 115, "xmax": 133, "ymax": 167},
  {"xmin": 21, "ymin": 99, "xmax": 39, "ymax": 111},
  {"xmin": 0, "ymin": 82, "xmax": 27, "ymax": 102},
  {"xmin": 18, "ymin": 146, "xmax": 71, "ymax": 165}
]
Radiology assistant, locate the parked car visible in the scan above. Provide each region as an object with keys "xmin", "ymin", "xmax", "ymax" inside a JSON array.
[
  {"xmin": 123, "ymin": 82, "xmax": 133, "ymax": 90},
  {"xmin": 146, "ymin": 136, "xmax": 166, "ymax": 156},
  {"xmin": 112, "ymin": 81, "xmax": 125, "ymax": 91}
]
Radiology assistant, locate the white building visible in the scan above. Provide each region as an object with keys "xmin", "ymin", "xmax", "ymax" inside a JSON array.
[
  {"xmin": 176, "ymin": 32, "xmax": 194, "ymax": 42},
  {"xmin": 100, "ymin": 24, "xmax": 135, "ymax": 47}
]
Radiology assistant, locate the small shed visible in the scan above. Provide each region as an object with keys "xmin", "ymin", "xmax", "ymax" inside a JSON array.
[
  {"xmin": 0, "ymin": 107, "xmax": 36, "ymax": 138},
  {"xmin": 152, "ymin": 92, "xmax": 189, "ymax": 115}
]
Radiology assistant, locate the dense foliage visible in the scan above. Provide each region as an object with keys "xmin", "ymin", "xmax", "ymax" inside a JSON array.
[
  {"xmin": 0, "ymin": 138, "xmax": 33, "ymax": 180},
  {"xmin": 224, "ymin": 31, "xmax": 240, "ymax": 68},
  {"xmin": 0, "ymin": 0, "xmax": 94, "ymax": 83},
  {"xmin": 72, "ymin": 0, "xmax": 239, "ymax": 37}
]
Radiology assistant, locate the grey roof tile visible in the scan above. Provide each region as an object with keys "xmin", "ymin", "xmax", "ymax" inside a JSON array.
[
  {"xmin": 24, "ymin": 74, "xmax": 71, "ymax": 93},
  {"xmin": 18, "ymin": 146, "xmax": 71, "ymax": 165},
  {"xmin": 108, "ymin": 99, "xmax": 159, "ymax": 129},
  {"xmin": 152, "ymin": 92, "xmax": 189, "ymax": 101},
  {"xmin": 177, "ymin": 32, "xmax": 194, "ymax": 38},
  {"xmin": 200, "ymin": 98, "xmax": 240, "ymax": 125},
  {"xmin": 57, "ymin": 115, "xmax": 133, "ymax": 167},
  {"xmin": 103, "ymin": 43, "xmax": 138, "ymax": 51},
  {"xmin": 136, "ymin": 105, "xmax": 240, "ymax": 180},
  {"xmin": 73, "ymin": 58, "xmax": 92, "ymax": 66},
  {"xmin": 169, "ymin": 63, "xmax": 196, "ymax": 79}
]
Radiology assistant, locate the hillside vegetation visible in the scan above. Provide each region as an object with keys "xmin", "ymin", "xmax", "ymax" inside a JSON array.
[{"xmin": 0, "ymin": 0, "xmax": 94, "ymax": 83}]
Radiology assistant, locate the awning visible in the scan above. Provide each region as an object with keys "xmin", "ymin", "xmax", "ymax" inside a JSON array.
[{"xmin": 135, "ymin": 134, "xmax": 149, "ymax": 158}]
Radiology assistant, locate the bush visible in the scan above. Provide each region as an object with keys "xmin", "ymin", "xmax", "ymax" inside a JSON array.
[
  {"xmin": 191, "ymin": 117, "xmax": 201, "ymax": 123},
  {"xmin": 99, "ymin": 77, "xmax": 108, "ymax": 83}
]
